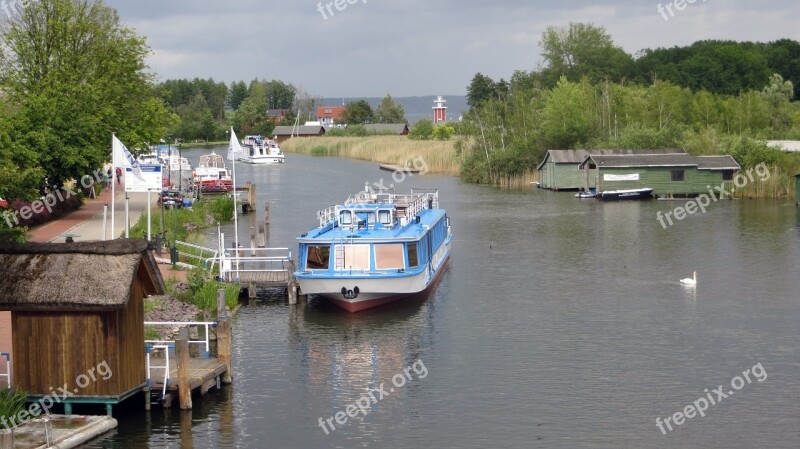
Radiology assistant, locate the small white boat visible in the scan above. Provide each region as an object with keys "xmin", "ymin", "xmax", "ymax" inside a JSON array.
[
  {"xmin": 193, "ymin": 152, "xmax": 233, "ymax": 193},
  {"xmin": 241, "ymin": 135, "xmax": 285, "ymax": 164},
  {"xmin": 575, "ymin": 188, "xmax": 597, "ymax": 199}
]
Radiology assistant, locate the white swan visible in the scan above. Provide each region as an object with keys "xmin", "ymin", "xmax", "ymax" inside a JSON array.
[{"xmin": 680, "ymin": 271, "xmax": 697, "ymax": 286}]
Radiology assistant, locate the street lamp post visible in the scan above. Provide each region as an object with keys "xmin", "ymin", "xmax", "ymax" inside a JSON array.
[{"xmin": 166, "ymin": 133, "xmax": 173, "ymax": 187}]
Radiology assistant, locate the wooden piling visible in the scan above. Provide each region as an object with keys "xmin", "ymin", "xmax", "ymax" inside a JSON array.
[
  {"xmin": 264, "ymin": 202, "xmax": 270, "ymax": 240},
  {"xmin": 180, "ymin": 410, "xmax": 193, "ymax": 449},
  {"xmin": 288, "ymin": 281, "xmax": 298, "ymax": 305},
  {"xmin": 257, "ymin": 224, "xmax": 266, "ymax": 248},
  {"xmin": 0, "ymin": 429, "xmax": 12, "ymax": 449},
  {"xmin": 248, "ymin": 282, "xmax": 257, "ymax": 299},
  {"xmin": 176, "ymin": 329, "xmax": 192, "ymax": 410},
  {"xmin": 218, "ymin": 319, "xmax": 233, "ymax": 384},
  {"xmin": 217, "ymin": 288, "xmax": 227, "ymax": 319}
]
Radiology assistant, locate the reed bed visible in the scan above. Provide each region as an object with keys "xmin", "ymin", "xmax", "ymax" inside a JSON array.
[{"xmin": 282, "ymin": 136, "xmax": 461, "ymax": 176}]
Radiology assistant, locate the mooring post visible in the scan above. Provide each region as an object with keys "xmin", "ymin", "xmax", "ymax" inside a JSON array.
[
  {"xmin": 264, "ymin": 202, "xmax": 270, "ymax": 241},
  {"xmin": 248, "ymin": 282, "xmax": 257, "ymax": 299},
  {"xmin": 180, "ymin": 410, "xmax": 193, "ymax": 449},
  {"xmin": 217, "ymin": 288, "xmax": 227, "ymax": 318},
  {"xmin": 0, "ymin": 428, "xmax": 12, "ymax": 449},
  {"xmin": 288, "ymin": 281, "xmax": 298, "ymax": 305},
  {"xmin": 218, "ymin": 318, "xmax": 233, "ymax": 384},
  {"xmin": 257, "ymin": 224, "xmax": 266, "ymax": 249},
  {"xmin": 177, "ymin": 328, "xmax": 192, "ymax": 410},
  {"xmin": 144, "ymin": 386, "xmax": 151, "ymax": 411}
]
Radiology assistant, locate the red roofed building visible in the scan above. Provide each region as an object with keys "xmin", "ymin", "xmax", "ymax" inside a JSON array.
[{"xmin": 316, "ymin": 106, "xmax": 346, "ymax": 126}]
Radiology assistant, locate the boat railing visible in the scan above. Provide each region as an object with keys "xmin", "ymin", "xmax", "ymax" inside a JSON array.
[
  {"xmin": 0, "ymin": 352, "xmax": 11, "ymax": 388},
  {"xmin": 318, "ymin": 205, "xmax": 337, "ymax": 227}
]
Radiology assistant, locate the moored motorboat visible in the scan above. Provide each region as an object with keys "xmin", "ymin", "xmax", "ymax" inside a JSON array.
[
  {"xmin": 241, "ymin": 135, "xmax": 285, "ymax": 164},
  {"xmin": 193, "ymin": 152, "xmax": 233, "ymax": 193},
  {"xmin": 597, "ymin": 187, "xmax": 654, "ymax": 201},
  {"xmin": 575, "ymin": 188, "xmax": 597, "ymax": 199},
  {"xmin": 294, "ymin": 187, "xmax": 452, "ymax": 312}
]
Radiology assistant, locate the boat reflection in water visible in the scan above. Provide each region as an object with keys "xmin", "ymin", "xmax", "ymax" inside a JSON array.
[{"xmin": 288, "ymin": 290, "xmax": 441, "ymax": 432}]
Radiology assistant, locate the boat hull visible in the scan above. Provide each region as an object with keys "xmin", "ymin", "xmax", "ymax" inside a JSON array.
[
  {"xmin": 298, "ymin": 254, "xmax": 450, "ymax": 313},
  {"xmin": 240, "ymin": 157, "xmax": 285, "ymax": 165},
  {"xmin": 597, "ymin": 188, "xmax": 654, "ymax": 201}
]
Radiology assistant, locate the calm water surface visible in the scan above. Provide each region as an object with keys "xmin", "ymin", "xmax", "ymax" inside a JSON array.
[{"xmin": 85, "ymin": 148, "xmax": 800, "ymax": 448}]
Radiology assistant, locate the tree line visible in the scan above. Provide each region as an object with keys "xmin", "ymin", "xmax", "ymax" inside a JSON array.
[{"xmin": 461, "ymin": 23, "xmax": 800, "ymax": 188}]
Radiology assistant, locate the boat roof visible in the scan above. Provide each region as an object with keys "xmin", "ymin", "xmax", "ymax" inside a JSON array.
[{"xmin": 298, "ymin": 190, "xmax": 444, "ymax": 243}]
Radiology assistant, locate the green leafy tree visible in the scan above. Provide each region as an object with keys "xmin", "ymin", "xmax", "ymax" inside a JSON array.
[
  {"xmin": 409, "ymin": 119, "xmax": 435, "ymax": 140},
  {"xmin": 541, "ymin": 77, "xmax": 592, "ymax": 148},
  {"xmin": 467, "ymin": 73, "xmax": 497, "ymax": 108},
  {"xmin": 539, "ymin": 22, "xmax": 633, "ymax": 85},
  {"xmin": 228, "ymin": 81, "xmax": 249, "ymax": 110},
  {"xmin": 340, "ymin": 100, "xmax": 374, "ymax": 124},
  {"xmin": 761, "ymin": 73, "xmax": 794, "ymax": 132},
  {"xmin": 0, "ymin": 0, "xmax": 176, "ymax": 187},
  {"xmin": 375, "ymin": 94, "xmax": 406, "ymax": 123}
]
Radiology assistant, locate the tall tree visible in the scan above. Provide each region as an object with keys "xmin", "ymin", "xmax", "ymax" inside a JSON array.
[
  {"xmin": 539, "ymin": 22, "xmax": 633, "ymax": 85},
  {"xmin": 340, "ymin": 100, "xmax": 374, "ymax": 124},
  {"xmin": 0, "ymin": 0, "xmax": 176, "ymax": 187},
  {"xmin": 467, "ymin": 73, "xmax": 497, "ymax": 108},
  {"xmin": 228, "ymin": 81, "xmax": 248, "ymax": 110},
  {"xmin": 374, "ymin": 94, "xmax": 406, "ymax": 123}
]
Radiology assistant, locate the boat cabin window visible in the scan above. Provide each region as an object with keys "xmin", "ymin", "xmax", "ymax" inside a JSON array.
[
  {"xmin": 378, "ymin": 210, "xmax": 392, "ymax": 225},
  {"xmin": 306, "ymin": 245, "xmax": 331, "ymax": 270},
  {"xmin": 336, "ymin": 244, "xmax": 370, "ymax": 270},
  {"xmin": 407, "ymin": 243, "xmax": 419, "ymax": 268},
  {"xmin": 355, "ymin": 211, "xmax": 376, "ymax": 226},
  {"xmin": 339, "ymin": 210, "xmax": 353, "ymax": 226},
  {"xmin": 375, "ymin": 244, "xmax": 405, "ymax": 270}
]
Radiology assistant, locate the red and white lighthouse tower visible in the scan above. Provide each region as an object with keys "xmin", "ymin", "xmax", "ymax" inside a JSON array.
[{"xmin": 433, "ymin": 96, "xmax": 447, "ymax": 124}]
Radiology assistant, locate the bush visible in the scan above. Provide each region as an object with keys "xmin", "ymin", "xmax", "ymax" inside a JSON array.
[
  {"xmin": 209, "ymin": 196, "xmax": 234, "ymax": 223},
  {"xmin": 409, "ymin": 119, "xmax": 434, "ymax": 140},
  {"xmin": 0, "ymin": 388, "xmax": 28, "ymax": 426}
]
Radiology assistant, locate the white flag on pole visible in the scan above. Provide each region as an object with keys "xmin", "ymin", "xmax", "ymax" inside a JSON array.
[
  {"xmin": 228, "ymin": 128, "xmax": 244, "ymax": 161},
  {"xmin": 113, "ymin": 135, "xmax": 145, "ymax": 181}
]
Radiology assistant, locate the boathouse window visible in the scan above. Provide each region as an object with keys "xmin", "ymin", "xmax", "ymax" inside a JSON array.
[
  {"xmin": 375, "ymin": 244, "xmax": 405, "ymax": 270},
  {"xmin": 407, "ymin": 243, "xmax": 419, "ymax": 268},
  {"xmin": 337, "ymin": 244, "xmax": 370, "ymax": 271},
  {"xmin": 378, "ymin": 210, "xmax": 392, "ymax": 225},
  {"xmin": 671, "ymin": 170, "xmax": 685, "ymax": 182},
  {"xmin": 306, "ymin": 246, "xmax": 331, "ymax": 270},
  {"xmin": 722, "ymin": 170, "xmax": 734, "ymax": 181}
]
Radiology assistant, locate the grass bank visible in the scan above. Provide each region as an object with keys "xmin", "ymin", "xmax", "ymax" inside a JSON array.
[
  {"xmin": 129, "ymin": 195, "xmax": 234, "ymax": 243},
  {"xmin": 281, "ymin": 136, "xmax": 461, "ymax": 176}
]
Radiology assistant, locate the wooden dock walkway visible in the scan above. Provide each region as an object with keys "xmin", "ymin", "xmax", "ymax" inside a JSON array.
[
  {"xmin": 234, "ymin": 270, "xmax": 293, "ymax": 289},
  {"xmin": 148, "ymin": 357, "xmax": 227, "ymax": 408}
]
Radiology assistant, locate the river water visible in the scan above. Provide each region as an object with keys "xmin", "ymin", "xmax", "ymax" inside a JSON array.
[{"xmin": 85, "ymin": 147, "xmax": 800, "ymax": 448}]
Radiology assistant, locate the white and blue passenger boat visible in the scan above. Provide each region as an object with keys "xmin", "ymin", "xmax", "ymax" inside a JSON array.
[{"xmin": 295, "ymin": 187, "xmax": 452, "ymax": 312}]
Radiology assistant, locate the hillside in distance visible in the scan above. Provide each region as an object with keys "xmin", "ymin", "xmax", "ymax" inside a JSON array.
[{"xmin": 319, "ymin": 95, "xmax": 468, "ymax": 123}]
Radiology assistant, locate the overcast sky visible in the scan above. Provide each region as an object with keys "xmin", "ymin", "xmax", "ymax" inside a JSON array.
[{"xmin": 103, "ymin": 0, "xmax": 800, "ymax": 98}]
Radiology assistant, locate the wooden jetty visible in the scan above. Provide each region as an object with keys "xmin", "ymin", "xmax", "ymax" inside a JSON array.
[{"xmin": 147, "ymin": 357, "xmax": 228, "ymax": 409}]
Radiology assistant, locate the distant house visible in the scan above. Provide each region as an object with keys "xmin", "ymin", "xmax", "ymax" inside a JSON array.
[
  {"xmin": 316, "ymin": 106, "xmax": 346, "ymax": 126},
  {"xmin": 537, "ymin": 149, "xmax": 688, "ymax": 190},
  {"xmin": 0, "ymin": 240, "xmax": 165, "ymax": 414},
  {"xmin": 579, "ymin": 154, "xmax": 740, "ymax": 197},
  {"xmin": 272, "ymin": 125, "xmax": 326, "ymax": 143},
  {"xmin": 363, "ymin": 124, "xmax": 410, "ymax": 135},
  {"xmin": 267, "ymin": 109, "xmax": 290, "ymax": 124}
]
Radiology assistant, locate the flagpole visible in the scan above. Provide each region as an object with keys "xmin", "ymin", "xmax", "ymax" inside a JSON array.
[
  {"xmin": 111, "ymin": 133, "xmax": 116, "ymax": 240},
  {"xmin": 230, "ymin": 128, "xmax": 240, "ymax": 253}
]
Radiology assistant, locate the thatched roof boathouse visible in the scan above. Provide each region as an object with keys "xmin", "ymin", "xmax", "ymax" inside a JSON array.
[{"xmin": 0, "ymin": 240, "xmax": 165, "ymax": 415}]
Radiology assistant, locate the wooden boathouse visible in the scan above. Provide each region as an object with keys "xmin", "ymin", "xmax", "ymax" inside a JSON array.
[
  {"xmin": 579, "ymin": 154, "xmax": 741, "ymax": 197},
  {"xmin": 0, "ymin": 240, "xmax": 163, "ymax": 414},
  {"xmin": 0, "ymin": 239, "xmax": 234, "ymax": 414},
  {"xmin": 537, "ymin": 148, "xmax": 687, "ymax": 190}
]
